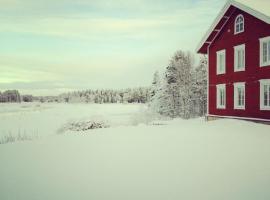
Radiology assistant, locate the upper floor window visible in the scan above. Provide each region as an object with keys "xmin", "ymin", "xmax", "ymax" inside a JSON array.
[
  {"xmin": 259, "ymin": 79, "xmax": 270, "ymax": 110},
  {"xmin": 216, "ymin": 50, "xmax": 226, "ymax": 75},
  {"xmin": 235, "ymin": 14, "xmax": 244, "ymax": 34},
  {"xmin": 260, "ymin": 36, "xmax": 270, "ymax": 67},
  {"xmin": 234, "ymin": 44, "xmax": 245, "ymax": 72}
]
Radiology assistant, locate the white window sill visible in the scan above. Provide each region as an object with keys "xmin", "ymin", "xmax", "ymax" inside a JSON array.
[
  {"xmin": 260, "ymin": 62, "xmax": 270, "ymax": 67},
  {"xmin": 217, "ymin": 106, "xmax": 226, "ymax": 109},
  {"xmin": 234, "ymin": 30, "xmax": 244, "ymax": 35},
  {"xmin": 260, "ymin": 106, "xmax": 270, "ymax": 111},
  {"xmin": 234, "ymin": 106, "xmax": 245, "ymax": 110},
  {"xmin": 234, "ymin": 66, "xmax": 245, "ymax": 72},
  {"xmin": 217, "ymin": 72, "xmax": 226, "ymax": 75}
]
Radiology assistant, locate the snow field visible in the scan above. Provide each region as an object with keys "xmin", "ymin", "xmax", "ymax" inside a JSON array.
[{"xmin": 0, "ymin": 103, "xmax": 270, "ymax": 200}]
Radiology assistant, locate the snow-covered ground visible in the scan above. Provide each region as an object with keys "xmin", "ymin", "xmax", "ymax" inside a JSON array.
[
  {"xmin": 0, "ymin": 103, "xmax": 270, "ymax": 200},
  {"xmin": 0, "ymin": 103, "xmax": 148, "ymax": 141}
]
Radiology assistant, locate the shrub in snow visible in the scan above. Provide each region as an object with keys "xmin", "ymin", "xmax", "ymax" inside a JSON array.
[
  {"xmin": 0, "ymin": 130, "xmax": 39, "ymax": 144},
  {"xmin": 59, "ymin": 119, "xmax": 110, "ymax": 133}
]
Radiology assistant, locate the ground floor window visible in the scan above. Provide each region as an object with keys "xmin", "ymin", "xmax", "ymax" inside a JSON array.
[
  {"xmin": 216, "ymin": 84, "xmax": 226, "ymax": 109},
  {"xmin": 260, "ymin": 79, "xmax": 270, "ymax": 110},
  {"xmin": 234, "ymin": 82, "xmax": 245, "ymax": 109}
]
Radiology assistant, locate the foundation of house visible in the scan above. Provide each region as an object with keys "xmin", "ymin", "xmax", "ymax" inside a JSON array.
[
  {"xmin": 205, "ymin": 115, "xmax": 219, "ymax": 121},
  {"xmin": 205, "ymin": 115, "xmax": 270, "ymax": 125}
]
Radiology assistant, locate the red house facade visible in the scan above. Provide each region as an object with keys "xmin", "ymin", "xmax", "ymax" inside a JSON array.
[{"xmin": 197, "ymin": 0, "xmax": 270, "ymax": 122}]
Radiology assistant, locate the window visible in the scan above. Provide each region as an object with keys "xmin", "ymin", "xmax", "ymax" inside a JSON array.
[
  {"xmin": 234, "ymin": 82, "xmax": 245, "ymax": 109},
  {"xmin": 216, "ymin": 50, "xmax": 226, "ymax": 74},
  {"xmin": 260, "ymin": 36, "xmax": 270, "ymax": 67},
  {"xmin": 216, "ymin": 84, "xmax": 226, "ymax": 109},
  {"xmin": 260, "ymin": 79, "xmax": 270, "ymax": 110},
  {"xmin": 234, "ymin": 44, "xmax": 245, "ymax": 71},
  {"xmin": 235, "ymin": 14, "xmax": 244, "ymax": 34}
]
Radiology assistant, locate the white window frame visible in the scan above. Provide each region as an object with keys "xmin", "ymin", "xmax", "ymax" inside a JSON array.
[
  {"xmin": 216, "ymin": 50, "xmax": 226, "ymax": 75},
  {"xmin": 234, "ymin": 82, "xmax": 245, "ymax": 110},
  {"xmin": 234, "ymin": 14, "xmax": 244, "ymax": 34},
  {"xmin": 259, "ymin": 79, "xmax": 270, "ymax": 110},
  {"xmin": 234, "ymin": 44, "xmax": 245, "ymax": 72},
  {"xmin": 260, "ymin": 36, "xmax": 270, "ymax": 67},
  {"xmin": 216, "ymin": 84, "xmax": 226, "ymax": 109}
]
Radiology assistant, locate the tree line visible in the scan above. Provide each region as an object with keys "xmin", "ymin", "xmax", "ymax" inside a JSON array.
[
  {"xmin": 32, "ymin": 87, "xmax": 151, "ymax": 104},
  {"xmin": 58, "ymin": 88, "xmax": 151, "ymax": 104},
  {"xmin": 0, "ymin": 88, "xmax": 152, "ymax": 104}
]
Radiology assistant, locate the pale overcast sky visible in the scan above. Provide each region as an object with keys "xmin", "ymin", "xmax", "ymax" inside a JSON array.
[{"xmin": 0, "ymin": 0, "xmax": 227, "ymax": 95}]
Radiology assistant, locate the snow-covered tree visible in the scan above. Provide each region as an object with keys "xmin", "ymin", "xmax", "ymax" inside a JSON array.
[
  {"xmin": 191, "ymin": 56, "xmax": 208, "ymax": 116},
  {"xmin": 0, "ymin": 90, "xmax": 21, "ymax": 103},
  {"xmin": 153, "ymin": 51, "xmax": 193, "ymax": 118},
  {"xmin": 150, "ymin": 50, "xmax": 207, "ymax": 119},
  {"xmin": 150, "ymin": 71, "xmax": 161, "ymax": 98}
]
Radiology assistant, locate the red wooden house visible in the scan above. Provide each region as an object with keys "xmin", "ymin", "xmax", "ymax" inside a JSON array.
[{"xmin": 197, "ymin": 0, "xmax": 270, "ymax": 122}]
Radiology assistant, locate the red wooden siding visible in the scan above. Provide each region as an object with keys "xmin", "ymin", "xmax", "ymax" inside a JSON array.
[{"xmin": 208, "ymin": 7, "xmax": 270, "ymax": 120}]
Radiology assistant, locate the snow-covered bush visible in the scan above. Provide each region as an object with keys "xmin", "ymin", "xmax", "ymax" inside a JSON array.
[{"xmin": 59, "ymin": 119, "xmax": 110, "ymax": 133}]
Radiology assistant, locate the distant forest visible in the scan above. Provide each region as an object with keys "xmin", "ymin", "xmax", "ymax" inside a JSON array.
[{"xmin": 0, "ymin": 87, "xmax": 151, "ymax": 104}]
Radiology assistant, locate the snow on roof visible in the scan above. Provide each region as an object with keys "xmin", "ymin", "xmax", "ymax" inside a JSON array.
[
  {"xmin": 235, "ymin": 0, "xmax": 270, "ymax": 18},
  {"xmin": 196, "ymin": 0, "xmax": 270, "ymax": 54}
]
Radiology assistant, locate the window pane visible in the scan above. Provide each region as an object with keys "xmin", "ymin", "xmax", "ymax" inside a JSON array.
[
  {"xmin": 222, "ymin": 54, "xmax": 224, "ymax": 70},
  {"xmin": 219, "ymin": 89, "xmax": 221, "ymax": 106},
  {"xmin": 268, "ymin": 41, "xmax": 270, "ymax": 62},
  {"xmin": 223, "ymin": 90, "xmax": 225, "ymax": 106},
  {"xmin": 242, "ymin": 88, "xmax": 245, "ymax": 106},
  {"xmin": 223, "ymin": 54, "xmax": 225, "ymax": 71},
  {"xmin": 240, "ymin": 23, "xmax": 243, "ymax": 31},
  {"xmin": 238, "ymin": 89, "xmax": 240, "ymax": 106},
  {"xmin": 221, "ymin": 90, "xmax": 223, "ymax": 106},
  {"xmin": 263, "ymin": 42, "xmax": 267, "ymax": 63},
  {"xmin": 242, "ymin": 49, "xmax": 245, "ymax": 68},
  {"xmin": 264, "ymin": 85, "xmax": 268, "ymax": 106},
  {"xmin": 269, "ymin": 86, "xmax": 270, "ymax": 106},
  {"xmin": 236, "ymin": 24, "xmax": 240, "ymax": 33},
  {"xmin": 220, "ymin": 89, "xmax": 224, "ymax": 106},
  {"xmin": 237, "ymin": 51, "xmax": 241, "ymax": 68},
  {"xmin": 223, "ymin": 89, "xmax": 225, "ymax": 106},
  {"xmin": 219, "ymin": 55, "xmax": 222, "ymax": 71},
  {"xmin": 219, "ymin": 54, "xmax": 224, "ymax": 72}
]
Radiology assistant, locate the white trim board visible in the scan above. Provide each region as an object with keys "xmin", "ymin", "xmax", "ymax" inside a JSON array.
[{"xmin": 196, "ymin": 0, "xmax": 270, "ymax": 53}]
